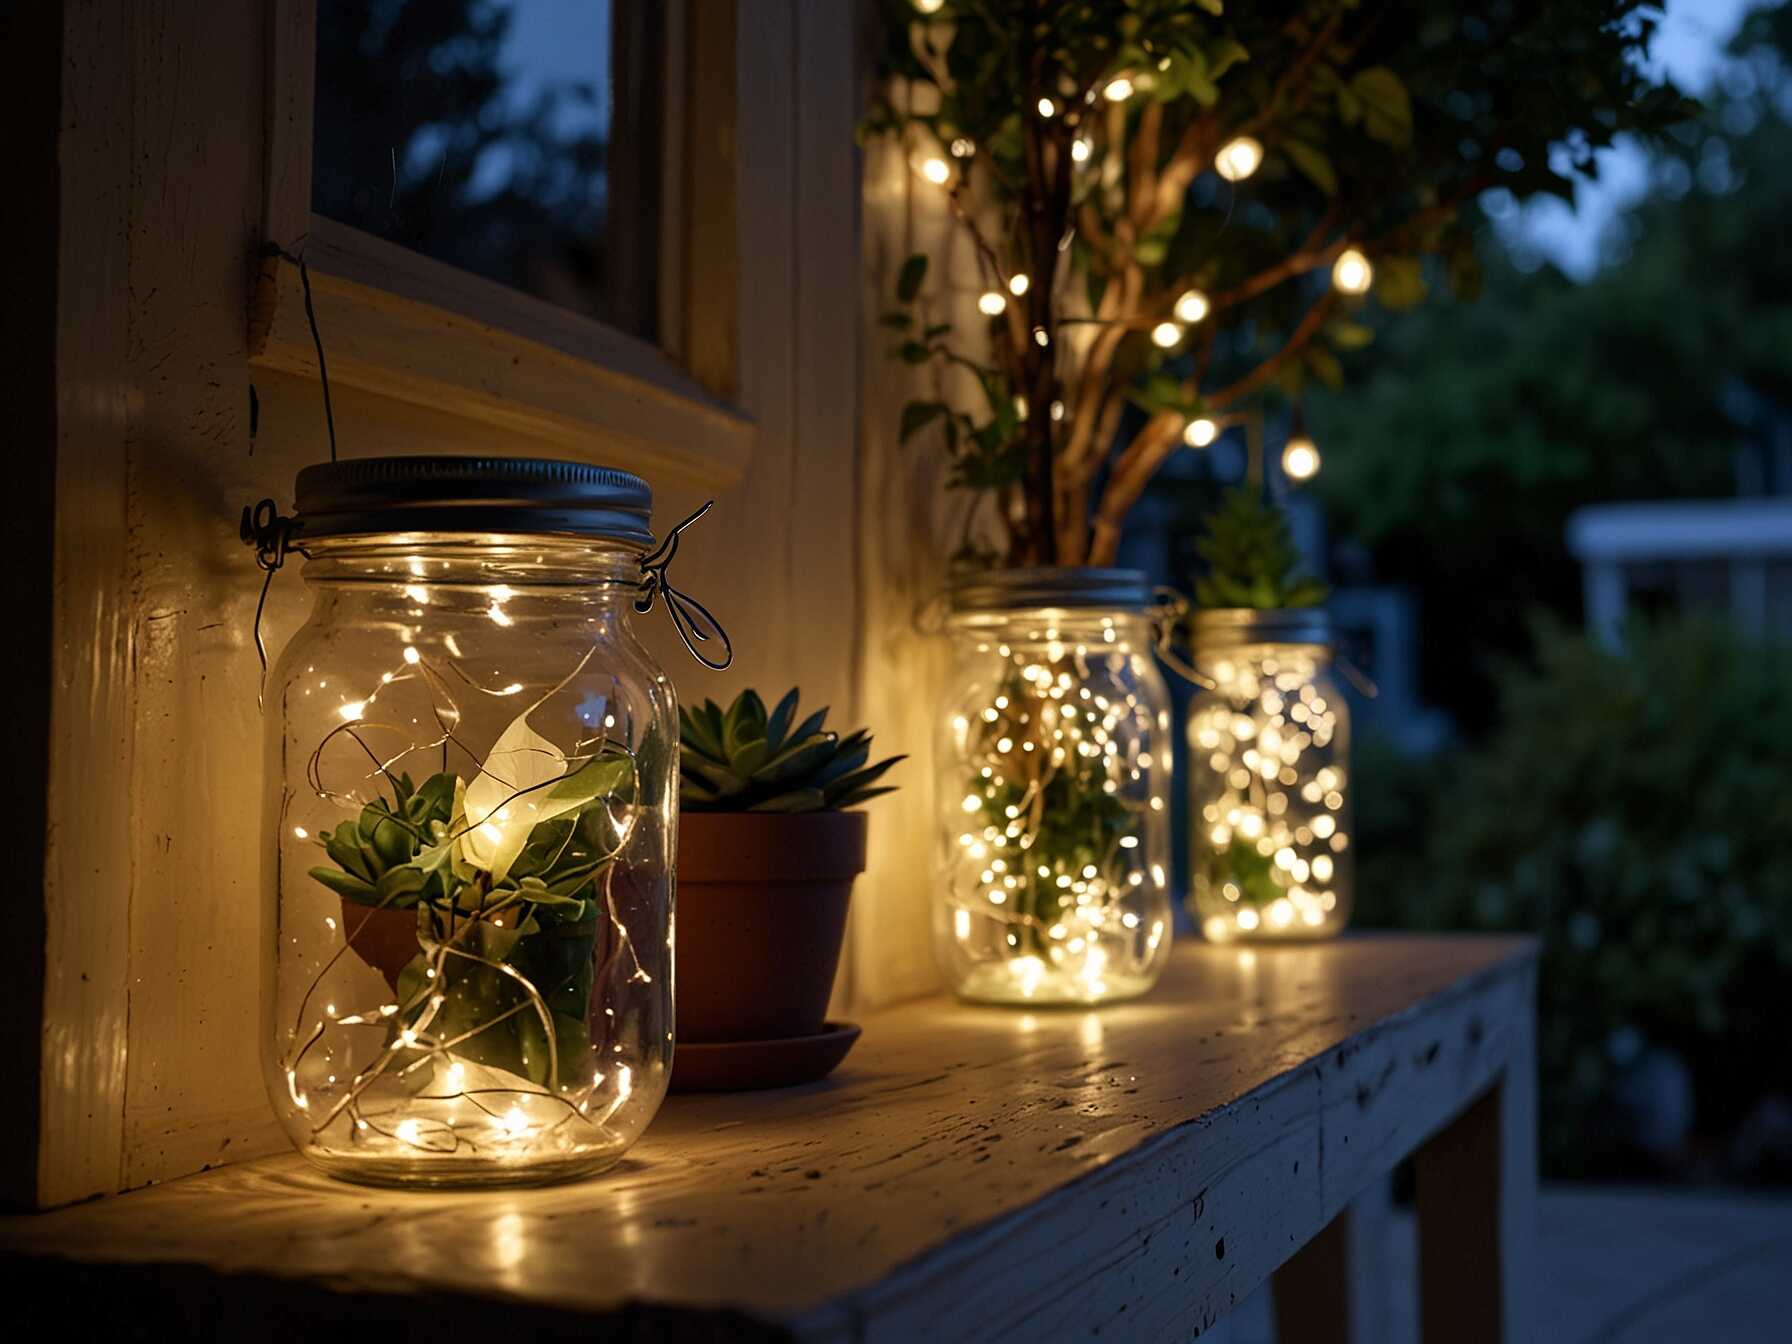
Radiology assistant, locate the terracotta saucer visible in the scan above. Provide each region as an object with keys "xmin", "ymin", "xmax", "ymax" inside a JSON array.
[{"xmin": 670, "ymin": 1022, "xmax": 862, "ymax": 1093}]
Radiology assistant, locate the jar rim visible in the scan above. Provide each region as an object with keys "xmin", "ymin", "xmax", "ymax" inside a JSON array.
[
  {"xmin": 1190, "ymin": 606, "xmax": 1332, "ymax": 649},
  {"xmin": 292, "ymin": 456, "xmax": 654, "ymax": 548},
  {"xmin": 947, "ymin": 566, "xmax": 1155, "ymax": 615}
]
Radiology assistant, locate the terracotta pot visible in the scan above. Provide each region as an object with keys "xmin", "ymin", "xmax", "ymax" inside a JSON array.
[
  {"xmin": 676, "ymin": 810, "xmax": 868, "ymax": 1043},
  {"xmin": 339, "ymin": 898, "xmax": 418, "ymax": 992}
]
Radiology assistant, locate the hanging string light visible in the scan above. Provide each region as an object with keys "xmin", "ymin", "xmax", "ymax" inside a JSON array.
[
  {"xmin": 1282, "ymin": 434, "xmax": 1321, "ymax": 481},
  {"xmin": 1331, "ymin": 247, "xmax": 1373, "ymax": 295},
  {"xmin": 1103, "ymin": 76, "xmax": 1135, "ymax": 102},
  {"xmin": 1150, "ymin": 321, "xmax": 1183, "ymax": 349},
  {"xmin": 918, "ymin": 156, "xmax": 951, "ymax": 185},
  {"xmin": 1214, "ymin": 136, "xmax": 1263, "ymax": 182},
  {"xmin": 1183, "ymin": 417, "xmax": 1218, "ymax": 449},
  {"xmin": 978, "ymin": 290, "xmax": 1008, "ymax": 316},
  {"xmin": 1009, "ymin": 273, "xmax": 1030, "ymax": 296},
  {"xmin": 1173, "ymin": 289, "xmax": 1211, "ymax": 324}
]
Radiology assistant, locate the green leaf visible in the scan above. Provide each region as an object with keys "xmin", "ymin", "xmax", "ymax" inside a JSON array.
[
  {"xmin": 1328, "ymin": 321, "xmax": 1375, "ymax": 350},
  {"xmin": 747, "ymin": 787, "xmax": 828, "ymax": 814},
  {"xmin": 1307, "ymin": 345, "xmax": 1345, "ymax": 391},
  {"xmin": 1205, "ymin": 37, "xmax": 1249, "ymax": 81},
  {"xmin": 1282, "ymin": 138, "xmax": 1338, "ymax": 196},
  {"xmin": 765, "ymin": 688, "xmax": 799, "ymax": 752},
  {"xmin": 823, "ymin": 756, "xmax": 904, "ymax": 806},
  {"xmin": 901, "ymin": 400, "xmax": 948, "ymax": 443},
  {"xmin": 1374, "ymin": 256, "xmax": 1428, "ymax": 310},
  {"xmin": 896, "ymin": 253, "xmax": 928, "ymax": 303},
  {"xmin": 308, "ymin": 865, "xmax": 377, "ymax": 903},
  {"xmin": 1350, "ymin": 66, "xmax": 1412, "ymax": 147}
]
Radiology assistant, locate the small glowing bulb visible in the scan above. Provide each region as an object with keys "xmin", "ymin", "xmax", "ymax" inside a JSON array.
[
  {"xmin": 1183, "ymin": 417, "xmax": 1218, "ymax": 448},
  {"xmin": 500, "ymin": 1106, "xmax": 530, "ymax": 1136},
  {"xmin": 1150, "ymin": 321, "xmax": 1183, "ymax": 349},
  {"xmin": 1050, "ymin": 399, "xmax": 1065, "ymax": 422},
  {"xmin": 1282, "ymin": 435, "xmax": 1321, "ymax": 482},
  {"xmin": 1071, "ymin": 137, "xmax": 1093, "ymax": 163},
  {"xmin": 950, "ymin": 137, "xmax": 975, "ymax": 158},
  {"xmin": 978, "ymin": 290, "xmax": 1008, "ymax": 316},
  {"xmin": 402, "ymin": 645, "xmax": 421, "ymax": 665},
  {"xmin": 920, "ymin": 157, "xmax": 950, "ymax": 185},
  {"xmin": 1236, "ymin": 907, "xmax": 1261, "ymax": 932},
  {"xmin": 1036, "ymin": 97, "xmax": 1056, "ymax": 118},
  {"xmin": 1215, "ymin": 135, "xmax": 1263, "ymax": 182},
  {"xmin": 1104, "ymin": 77, "xmax": 1134, "ymax": 102},
  {"xmin": 1332, "ymin": 247, "xmax": 1373, "ymax": 295},
  {"xmin": 292, "ymin": 826, "xmax": 309, "ymax": 840},
  {"xmin": 338, "ymin": 701, "xmax": 365, "ymax": 722},
  {"xmin": 914, "ymin": 0, "xmax": 944, "ymax": 11},
  {"xmin": 1008, "ymin": 273, "xmax": 1030, "ymax": 296},
  {"xmin": 395, "ymin": 1119, "xmax": 422, "ymax": 1146},
  {"xmin": 962, "ymin": 793, "xmax": 982, "ymax": 813},
  {"xmin": 1173, "ymin": 289, "xmax": 1211, "ymax": 324}
]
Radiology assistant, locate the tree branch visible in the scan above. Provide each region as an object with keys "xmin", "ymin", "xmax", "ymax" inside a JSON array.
[{"xmin": 1204, "ymin": 291, "xmax": 1339, "ymax": 410}]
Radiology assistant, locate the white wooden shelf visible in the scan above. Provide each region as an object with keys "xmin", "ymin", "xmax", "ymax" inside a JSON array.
[{"xmin": 0, "ymin": 935, "xmax": 1537, "ymax": 1341}]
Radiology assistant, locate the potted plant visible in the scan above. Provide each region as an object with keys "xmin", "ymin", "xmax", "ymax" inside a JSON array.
[
  {"xmin": 1183, "ymin": 486, "xmax": 1352, "ymax": 942},
  {"xmin": 862, "ymin": 0, "xmax": 1681, "ymax": 1001},
  {"xmin": 672, "ymin": 689, "xmax": 902, "ymax": 1090}
]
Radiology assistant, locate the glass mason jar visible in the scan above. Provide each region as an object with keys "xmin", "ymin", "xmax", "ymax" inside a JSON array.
[
  {"xmin": 934, "ymin": 569, "xmax": 1174, "ymax": 1005},
  {"xmin": 1186, "ymin": 609, "xmax": 1353, "ymax": 942},
  {"xmin": 261, "ymin": 458, "xmax": 679, "ymax": 1187}
]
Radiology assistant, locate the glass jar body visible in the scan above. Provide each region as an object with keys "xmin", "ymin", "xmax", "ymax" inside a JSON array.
[
  {"xmin": 262, "ymin": 535, "xmax": 676, "ymax": 1187},
  {"xmin": 933, "ymin": 607, "xmax": 1174, "ymax": 1004},
  {"xmin": 1186, "ymin": 640, "xmax": 1353, "ymax": 941}
]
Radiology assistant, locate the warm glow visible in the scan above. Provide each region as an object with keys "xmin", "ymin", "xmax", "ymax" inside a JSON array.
[
  {"xmin": 913, "ymin": 0, "xmax": 944, "ymax": 13},
  {"xmin": 920, "ymin": 156, "xmax": 951, "ymax": 185},
  {"xmin": 978, "ymin": 290, "xmax": 1008, "ymax": 316},
  {"xmin": 1071, "ymin": 137, "xmax": 1093, "ymax": 163},
  {"xmin": 402, "ymin": 645, "xmax": 421, "ymax": 664},
  {"xmin": 1183, "ymin": 417, "xmax": 1218, "ymax": 448},
  {"xmin": 1332, "ymin": 247, "xmax": 1373, "ymax": 295},
  {"xmin": 1214, "ymin": 135, "xmax": 1263, "ymax": 182},
  {"xmin": 338, "ymin": 701, "xmax": 366, "ymax": 722},
  {"xmin": 1008, "ymin": 273, "xmax": 1030, "ymax": 296},
  {"xmin": 1036, "ymin": 97, "xmax": 1056, "ymax": 118},
  {"xmin": 1150, "ymin": 321, "xmax": 1183, "ymax": 349},
  {"xmin": 1173, "ymin": 289, "xmax": 1211, "ymax": 324},
  {"xmin": 1103, "ymin": 77, "xmax": 1134, "ymax": 102},
  {"xmin": 1282, "ymin": 436, "xmax": 1321, "ymax": 481}
]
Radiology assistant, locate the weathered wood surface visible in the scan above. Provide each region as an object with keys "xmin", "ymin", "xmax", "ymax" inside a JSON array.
[{"xmin": 1, "ymin": 936, "xmax": 1535, "ymax": 1339}]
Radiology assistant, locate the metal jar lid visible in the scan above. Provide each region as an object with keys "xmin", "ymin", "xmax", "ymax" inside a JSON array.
[
  {"xmin": 1190, "ymin": 606, "xmax": 1332, "ymax": 650},
  {"xmin": 292, "ymin": 456, "xmax": 655, "ymax": 548},
  {"xmin": 948, "ymin": 566, "xmax": 1156, "ymax": 614}
]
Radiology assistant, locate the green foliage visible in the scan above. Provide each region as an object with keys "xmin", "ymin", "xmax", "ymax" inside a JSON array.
[
  {"xmin": 308, "ymin": 750, "xmax": 638, "ymax": 1089},
  {"xmin": 865, "ymin": 0, "xmax": 1692, "ymax": 563},
  {"xmin": 679, "ymin": 689, "xmax": 903, "ymax": 813},
  {"xmin": 1357, "ymin": 620, "xmax": 1792, "ymax": 1175},
  {"xmin": 1192, "ymin": 486, "xmax": 1328, "ymax": 609},
  {"xmin": 1312, "ymin": 18, "xmax": 1792, "ymax": 728}
]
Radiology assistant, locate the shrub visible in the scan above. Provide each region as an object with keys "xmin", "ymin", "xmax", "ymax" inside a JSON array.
[{"xmin": 1360, "ymin": 618, "xmax": 1792, "ymax": 1176}]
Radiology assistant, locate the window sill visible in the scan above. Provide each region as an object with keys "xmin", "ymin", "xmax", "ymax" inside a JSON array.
[{"xmin": 249, "ymin": 219, "xmax": 754, "ymax": 492}]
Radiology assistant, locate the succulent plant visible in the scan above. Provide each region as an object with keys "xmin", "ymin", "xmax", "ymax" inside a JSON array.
[
  {"xmin": 679, "ymin": 689, "xmax": 903, "ymax": 813},
  {"xmin": 1194, "ymin": 485, "xmax": 1329, "ymax": 610}
]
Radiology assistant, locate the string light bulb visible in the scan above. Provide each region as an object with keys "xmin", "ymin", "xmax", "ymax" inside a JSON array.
[
  {"xmin": 1282, "ymin": 435, "xmax": 1321, "ymax": 481},
  {"xmin": 1150, "ymin": 322, "xmax": 1183, "ymax": 349},
  {"xmin": 950, "ymin": 137, "xmax": 975, "ymax": 158},
  {"xmin": 1071, "ymin": 137, "xmax": 1093, "ymax": 163},
  {"xmin": 919, "ymin": 156, "xmax": 951, "ymax": 186},
  {"xmin": 913, "ymin": 0, "xmax": 944, "ymax": 12},
  {"xmin": 1037, "ymin": 97, "xmax": 1057, "ymax": 118},
  {"xmin": 1174, "ymin": 289, "xmax": 1211, "ymax": 324},
  {"xmin": 1331, "ymin": 247, "xmax": 1373, "ymax": 296},
  {"xmin": 1008, "ymin": 273, "xmax": 1030, "ymax": 297},
  {"xmin": 978, "ymin": 290, "xmax": 1008, "ymax": 316},
  {"xmin": 1184, "ymin": 418, "xmax": 1218, "ymax": 449},
  {"xmin": 1103, "ymin": 77, "xmax": 1134, "ymax": 102},
  {"xmin": 1214, "ymin": 136, "xmax": 1263, "ymax": 182}
]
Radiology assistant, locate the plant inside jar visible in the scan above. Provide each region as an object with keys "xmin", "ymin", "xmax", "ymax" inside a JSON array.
[{"xmin": 304, "ymin": 708, "xmax": 637, "ymax": 1112}]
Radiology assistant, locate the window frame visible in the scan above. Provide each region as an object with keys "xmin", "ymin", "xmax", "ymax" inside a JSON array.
[{"xmin": 251, "ymin": 0, "xmax": 753, "ymax": 492}]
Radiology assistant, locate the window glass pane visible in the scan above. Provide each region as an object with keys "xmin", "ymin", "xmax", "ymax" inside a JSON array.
[{"xmin": 313, "ymin": 0, "xmax": 663, "ymax": 340}]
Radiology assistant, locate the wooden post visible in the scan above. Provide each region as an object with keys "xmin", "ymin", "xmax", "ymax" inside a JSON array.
[
  {"xmin": 1413, "ymin": 990, "xmax": 1538, "ymax": 1344},
  {"xmin": 1272, "ymin": 1179, "xmax": 1393, "ymax": 1344}
]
